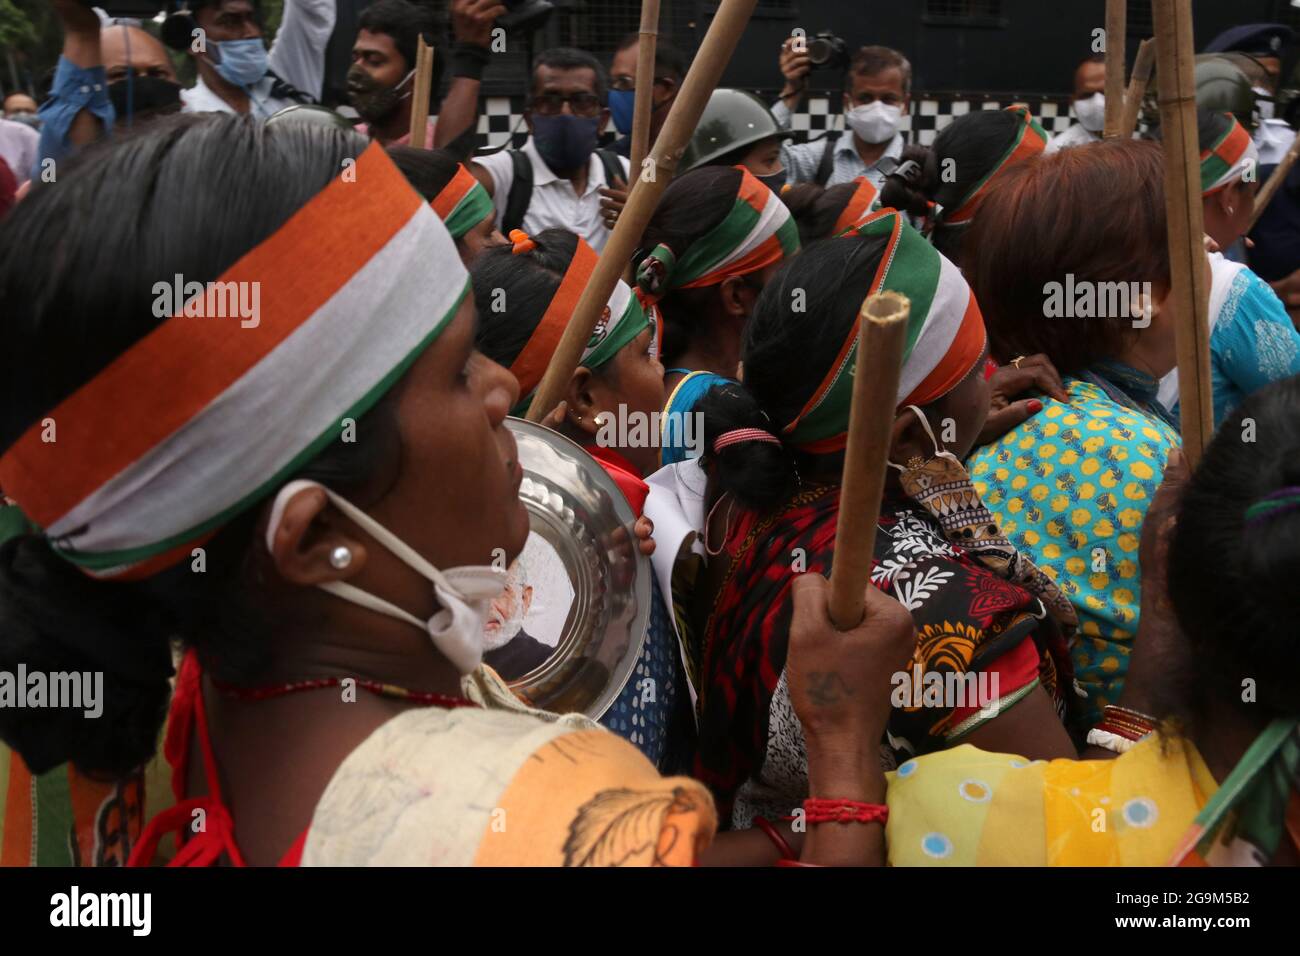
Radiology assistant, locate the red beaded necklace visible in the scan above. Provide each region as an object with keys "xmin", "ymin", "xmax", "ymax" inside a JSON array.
[{"xmin": 210, "ymin": 673, "xmax": 477, "ymax": 709}]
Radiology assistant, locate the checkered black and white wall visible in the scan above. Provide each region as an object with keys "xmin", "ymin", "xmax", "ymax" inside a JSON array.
[{"xmin": 473, "ymin": 92, "xmax": 1083, "ymax": 150}]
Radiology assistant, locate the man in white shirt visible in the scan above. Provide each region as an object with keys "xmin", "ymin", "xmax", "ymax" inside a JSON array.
[
  {"xmin": 173, "ymin": 0, "xmax": 334, "ymax": 118},
  {"xmin": 472, "ymin": 48, "xmax": 629, "ymax": 252},
  {"xmin": 1046, "ymin": 55, "xmax": 1106, "ymax": 153},
  {"xmin": 770, "ymin": 42, "xmax": 910, "ymax": 189}
]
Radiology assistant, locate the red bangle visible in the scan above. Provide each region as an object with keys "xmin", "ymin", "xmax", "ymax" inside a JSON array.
[
  {"xmin": 803, "ymin": 798, "xmax": 889, "ymax": 826},
  {"xmin": 753, "ymin": 816, "xmax": 797, "ymax": 861}
]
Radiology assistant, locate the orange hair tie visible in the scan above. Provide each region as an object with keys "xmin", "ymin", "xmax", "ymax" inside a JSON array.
[{"xmin": 509, "ymin": 229, "xmax": 537, "ymax": 255}]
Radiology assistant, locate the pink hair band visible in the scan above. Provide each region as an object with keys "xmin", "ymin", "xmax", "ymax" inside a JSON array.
[{"xmin": 713, "ymin": 428, "xmax": 782, "ymax": 454}]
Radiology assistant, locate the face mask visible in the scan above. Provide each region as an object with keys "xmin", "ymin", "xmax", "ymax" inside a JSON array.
[
  {"xmin": 608, "ymin": 88, "xmax": 635, "ymax": 135},
  {"xmin": 1253, "ymin": 87, "xmax": 1276, "ymax": 122},
  {"xmin": 347, "ymin": 66, "xmax": 414, "ymax": 123},
  {"xmin": 108, "ymin": 76, "xmax": 183, "ymax": 122},
  {"xmin": 531, "ymin": 113, "xmax": 601, "ymax": 175},
  {"xmin": 210, "ymin": 37, "xmax": 269, "ymax": 89},
  {"xmin": 6, "ymin": 111, "xmax": 39, "ymax": 129},
  {"xmin": 846, "ymin": 101, "xmax": 902, "ymax": 145},
  {"xmin": 264, "ymin": 480, "xmax": 509, "ymax": 675},
  {"xmin": 1073, "ymin": 91, "xmax": 1106, "ymax": 133},
  {"xmin": 887, "ymin": 405, "xmax": 1078, "ymax": 638},
  {"xmin": 757, "ymin": 167, "xmax": 787, "ymax": 193}
]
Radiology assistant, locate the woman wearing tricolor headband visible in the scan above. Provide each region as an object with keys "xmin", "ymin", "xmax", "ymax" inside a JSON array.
[
  {"xmin": 780, "ymin": 176, "xmax": 883, "ymax": 244},
  {"xmin": 965, "ymin": 139, "xmax": 1182, "ymax": 730},
  {"xmin": 471, "ymin": 228, "xmax": 692, "ymax": 770},
  {"xmin": 1155, "ymin": 109, "xmax": 1300, "ymax": 427},
  {"xmin": 690, "ymin": 211, "xmax": 1080, "ymax": 827},
  {"xmin": 880, "ymin": 106, "xmax": 1048, "ymax": 266},
  {"xmin": 387, "ymin": 145, "xmax": 507, "ymax": 264},
  {"xmin": 0, "ymin": 115, "xmax": 909, "ymax": 867},
  {"xmin": 636, "ymin": 165, "xmax": 800, "ymax": 467}
]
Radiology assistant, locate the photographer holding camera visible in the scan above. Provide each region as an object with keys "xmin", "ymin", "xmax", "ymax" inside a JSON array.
[{"xmin": 773, "ymin": 37, "xmax": 911, "ymax": 190}]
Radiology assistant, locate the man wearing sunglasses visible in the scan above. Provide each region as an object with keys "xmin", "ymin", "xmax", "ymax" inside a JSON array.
[
  {"xmin": 471, "ymin": 47, "xmax": 630, "ymax": 251},
  {"xmin": 606, "ymin": 32, "xmax": 685, "ymax": 162}
]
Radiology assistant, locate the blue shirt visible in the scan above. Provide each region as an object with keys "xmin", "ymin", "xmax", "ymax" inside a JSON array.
[
  {"xmin": 35, "ymin": 56, "xmax": 114, "ymax": 179},
  {"xmin": 1158, "ymin": 263, "xmax": 1300, "ymax": 426}
]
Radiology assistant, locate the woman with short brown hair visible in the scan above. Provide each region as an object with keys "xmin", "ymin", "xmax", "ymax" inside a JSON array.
[{"xmin": 964, "ymin": 139, "xmax": 1181, "ymax": 735}]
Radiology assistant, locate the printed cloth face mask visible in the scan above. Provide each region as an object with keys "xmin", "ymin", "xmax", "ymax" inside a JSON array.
[
  {"xmin": 264, "ymin": 479, "xmax": 509, "ymax": 675},
  {"xmin": 887, "ymin": 404, "xmax": 1079, "ymax": 642}
]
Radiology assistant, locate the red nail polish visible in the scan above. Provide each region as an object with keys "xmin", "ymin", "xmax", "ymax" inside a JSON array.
[{"xmin": 1027, "ymin": 400, "xmax": 1043, "ymax": 412}]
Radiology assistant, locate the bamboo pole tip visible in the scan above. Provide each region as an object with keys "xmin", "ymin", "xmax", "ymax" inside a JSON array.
[{"xmin": 862, "ymin": 290, "xmax": 912, "ymax": 325}]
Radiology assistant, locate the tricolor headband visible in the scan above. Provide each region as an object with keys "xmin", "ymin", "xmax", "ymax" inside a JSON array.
[
  {"xmin": 0, "ymin": 143, "xmax": 468, "ymax": 579},
  {"xmin": 831, "ymin": 176, "xmax": 881, "ymax": 236},
  {"xmin": 941, "ymin": 106, "xmax": 1048, "ymax": 226},
  {"xmin": 782, "ymin": 209, "xmax": 987, "ymax": 453},
  {"xmin": 431, "ymin": 163, "xmax": 494, "ymax": 240},
  {"xmin": 636, "ymin": 166, "xmax": 800, "ymax": 303},
  {"xmin": 508, "ymin": 234, "xmax": 652, "ymax": 416},
  {"xmin": 1201, "ymin": 113, "xmax": 1258, "ymax": 196}
]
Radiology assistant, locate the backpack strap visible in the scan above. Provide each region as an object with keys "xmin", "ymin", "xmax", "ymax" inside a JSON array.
[
  {"xmin": 502, "ymin": 149, "xmax": 534, "ymax": 235},
  {"xmin": 596, "ymin": 147, "xmax": 626, "ymax": 187},
  {"xmin": 814, "ymin": 130, "xmax": 842, "ymax": 187}
]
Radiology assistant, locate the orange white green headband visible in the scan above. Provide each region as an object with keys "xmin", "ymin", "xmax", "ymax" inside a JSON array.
[
  {"xmin": 431, "ymin": 163, "xmax": 494, "ymax": 240},
  {"xmin": 832, "ymin": 176, "xmax": 881, "ymax": 236},
  {"xmin": 782, "ymin": 209, "xmax": 987, "ymax": 453},
  {"xmin": 1201, "ymin": 113, "xmax": 1258, "ymax": 196},
  {"xmin": 0, "ymin": 143, "xmax": 467, "ymax": 580},
  {"xmin": 507, "ymin": 234, "xmax": 652, "ymax": 416},
  {"xmin": 941, "ymin": 106, "xmax": 1048, "ymax": 226},
  {"xmin": 636, "ymin": 166, "xmax": 800, "ymax": 303}
]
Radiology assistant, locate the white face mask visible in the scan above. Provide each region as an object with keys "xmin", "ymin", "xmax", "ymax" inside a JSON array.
[
  {"xmin": 264, "ymin": 479, "xmax": 509, "ymax": 675},
  {"xmin": 1073, "ymin": 91, "xmax": 1106, "ymax": 133},
  {"xmin": 1253, "ymin": 88, "xmax": 1275, "ymax": 122},
  {"xmin": 846, "ymin": 101, "xmax": 902, "ymax": 145}
]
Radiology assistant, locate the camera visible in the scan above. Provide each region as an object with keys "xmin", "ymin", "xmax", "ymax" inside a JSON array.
[
  {"xmin": 497, "ymin": 0, "xmax": 554, "ymax": 35},
  {"xmin": 807, "ymin": 32, "xmax": 849, "ymax": 71}
]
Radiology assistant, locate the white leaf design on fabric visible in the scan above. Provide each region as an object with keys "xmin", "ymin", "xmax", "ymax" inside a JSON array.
[
  {"xmin": 1254, "ymin": 319, "xmax": 1299, "ymax": 379},
  {"xmin": 892, "ymin": 566, "xmax": 954, "ymax": 610}
]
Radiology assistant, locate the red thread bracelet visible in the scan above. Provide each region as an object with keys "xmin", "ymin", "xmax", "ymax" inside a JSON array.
[
  {"xmin": 803, "ymin": 798, "xmax": 889, "ymax": 826},
  {"xmin": 753, "ymin": 816, "xmax": 798, "ymax": 861}
]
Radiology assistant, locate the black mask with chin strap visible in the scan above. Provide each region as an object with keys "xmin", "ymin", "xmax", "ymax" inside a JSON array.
[{"xmin": 108, "ymin": 75, "xmax": 184, "ymax": 124}]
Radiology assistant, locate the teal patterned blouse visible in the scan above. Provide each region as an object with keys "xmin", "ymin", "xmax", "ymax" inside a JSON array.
[{"xmin": 967, "ymin": 379, "xmax": 1180, "ymax": 726}]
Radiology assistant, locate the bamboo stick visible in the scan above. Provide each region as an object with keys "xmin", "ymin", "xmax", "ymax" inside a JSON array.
[
  {"xmin": 827, "ymin": 292, "xmax": 910, "ymax": 631},
  {"xmin": 407, "ymin": 37, "xmax": 435, "ymax": 149},
  {"xmin": 1104, "ymin": 0, "xmax": 1128, "ymax": 139},
  {"xmin": 629, "ymin": 0, "xmax": 662, "ymax": 178},
  {"xmin": 525, "ymin": 0, "xmax": 759, "ymax": 421},
  {"xmin": 1153, "ymin": 0, "xmax": 1213, "ymax": 466},
  {"xmin": 1247, "ymin": 132, "xmax": 1300, "ymax": 231},
  {"xmin": 1119, "ymin": 37, "xmax": 1156, "ymax": 139}
]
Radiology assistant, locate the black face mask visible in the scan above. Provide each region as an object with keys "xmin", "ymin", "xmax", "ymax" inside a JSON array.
[
  {"xmin": 108, "ymin": 76, "xmax": 183, "ymax": 123},
  {"xmin": 757, "ymin": 167, "xmax": 788, "ymax": 194}
]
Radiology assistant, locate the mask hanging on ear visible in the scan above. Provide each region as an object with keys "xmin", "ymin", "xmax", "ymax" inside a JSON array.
[
  {"xmin": 264, "ymin": 480, "xmax": 508, "ymax": 675},
  {"xmin": 887, "ymin": 405, "xmax": 1079, "ymax": 640}
]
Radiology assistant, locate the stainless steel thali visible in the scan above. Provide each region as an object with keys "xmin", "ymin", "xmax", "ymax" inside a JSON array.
[{"xmin": 493, "ymin": 418, "xmax": 651, "ymax": 719}]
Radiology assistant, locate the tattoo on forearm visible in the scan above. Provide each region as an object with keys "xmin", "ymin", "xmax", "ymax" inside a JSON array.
[{"xmin": 807, "ymin": 671, "xmax": 854, "ymax": 707}]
